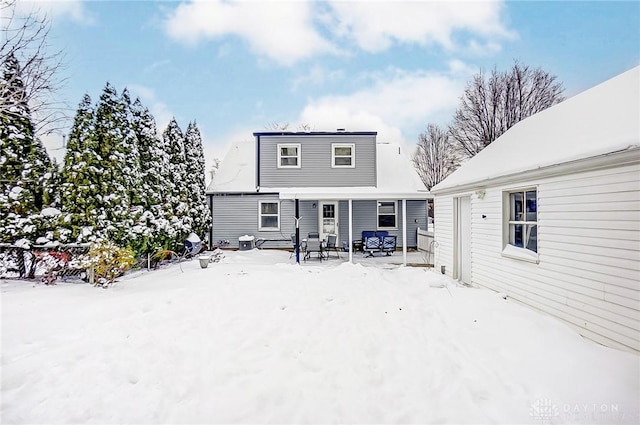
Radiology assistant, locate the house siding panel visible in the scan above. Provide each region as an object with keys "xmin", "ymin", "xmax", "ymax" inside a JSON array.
[
  {"xmin": 434, "ymin": 196, "xmax": 454, "ymax": 278},
  {"xmin": 212, "ymin": 195, "xmax": 296, "ymax": 249},
  {"xmin": 212, "ymin": 197, "xmax": 425, "ymax": 250},
  {"xmin": 259, "ymin": 135, "xmax": 376, "ymax": 187},
  {"xmin": 337, "ymin": 200, "xmax": 425, "ymax": 248},
  {"xmin": 436, "ymin": 162, "xmax": 640, "ymax": 352}
]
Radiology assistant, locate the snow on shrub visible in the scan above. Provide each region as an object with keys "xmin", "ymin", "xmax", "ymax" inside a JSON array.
[{"xmin": 77, "ymin": 240, "xmax": 136, "ymax": 287}]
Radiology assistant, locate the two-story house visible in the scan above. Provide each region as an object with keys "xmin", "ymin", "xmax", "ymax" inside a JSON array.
[{"xmin": 206, "ymin": 131, "xmax": 431, "ymax": 263}]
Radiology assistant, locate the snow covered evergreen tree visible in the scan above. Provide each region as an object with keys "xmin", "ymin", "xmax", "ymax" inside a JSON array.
[
  {"xmin": 184, "ymin": 121, "xmax": 211, "ymax": 240},
  {"xmin": 118, "ymin": 88, "xmax": 147, "ymax": 254},
  {"xmin": 0, "ymin": 53, "xmax": 51, "ymax": 243},
  {"xmin": 58, "ymin": 93, "xmax": 103, "ymax": 243},
  {"xmin": 43, "ymin": 157, "xmax": 61, "ymax": 209},
  {"xmin": 163, "ymin": 118, "xmax": 191, "ymax": 248},
  {"xmin": 92, "ymin": 83, "xmax": 142, "ymax": 249},
  {"xmin": 130, "ymin": 97, "xmax": 173, "ymax": 252}
]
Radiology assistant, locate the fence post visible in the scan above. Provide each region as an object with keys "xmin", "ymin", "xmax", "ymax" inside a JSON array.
[{"xmin": 89, "ymin": 267, "xmax": 94, "ymax": 285}]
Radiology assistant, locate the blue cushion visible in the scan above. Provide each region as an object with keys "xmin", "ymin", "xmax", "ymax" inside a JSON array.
[{"xmin": 362, "ymin": 231, "xmax": 376, "ymax": 240}]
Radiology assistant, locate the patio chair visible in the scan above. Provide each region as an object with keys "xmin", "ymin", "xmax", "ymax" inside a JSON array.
[
  {"xmin": 324, "ymin": 234, "xmax": 340, "ymax": 259},
  {"xmin": 381, "ymin": 235, "xmax": 397, "ymax": 256},
  {"xmin": 304, "ymin": 237, "xmax": 324, "ymax": 261},
  {"xmin": 364, "ymin": 235, "xmax": 381, "ymax": 257}
]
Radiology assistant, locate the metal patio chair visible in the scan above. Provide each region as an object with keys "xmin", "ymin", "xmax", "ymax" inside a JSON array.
[
  {"xmin": 303, "ymin": 237, "xmax": 324, "ymax": 261},
  {"xmin": 324, "ymin": 234, "xmax": 340, "ymax": 259}
]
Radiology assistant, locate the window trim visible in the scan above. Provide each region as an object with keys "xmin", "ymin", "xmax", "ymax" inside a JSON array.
[
  {"xmin": 258, "ymin": 200, "xmax": 280, "ymax": 231},
  {"xmin": 377, "ymin": 200, "xmax": 398, "ymax": 230},
  {"xmin": 331, "ymin": 143, "xmax": 355, "ymax": 168},
  {"xmin": 502, "ymin": 187, "xmax": 539, "ymax": 263},
  {"xmin": 277, "ymin": 143, "xmax": 301, "ymax": 169}
]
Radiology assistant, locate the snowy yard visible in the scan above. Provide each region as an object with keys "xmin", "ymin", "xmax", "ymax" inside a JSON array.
[{"xmin": 2, "ymin": 249, "xmax": 638, "ymax": 424}]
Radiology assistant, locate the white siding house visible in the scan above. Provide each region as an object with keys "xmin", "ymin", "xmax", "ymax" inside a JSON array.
[{"xmin": 431, "ymin": 67, "xmax": 640, "ymax": 352}]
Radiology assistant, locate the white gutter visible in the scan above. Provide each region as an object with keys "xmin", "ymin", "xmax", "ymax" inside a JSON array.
[{"xmin": 277, "ymin": 190, "xmax": 432, "ymax": 201}]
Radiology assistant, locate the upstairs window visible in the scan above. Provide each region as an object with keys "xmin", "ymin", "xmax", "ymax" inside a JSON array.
[
  {"xmin": 259, "ymin": 201, "xmax": 280, "ymax": 231},
  {"xmin": 505, "ymin": 188, "xmax": 538, "ymax": 256},
  {"xmin": 277, "ymin": 144, "xmax": 300, "ymax": 168},
  {"xmin": 332, "ymin": 143, "xmax": 355, "ymax": 168},
  {"xmin": 377, "ymin": 201, "xmax": 397, "ymax": 229}
]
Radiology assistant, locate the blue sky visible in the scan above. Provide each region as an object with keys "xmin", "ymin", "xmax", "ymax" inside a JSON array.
[{"xmin": 17, "ymin": 1, "xmax": 640, "ymax": 173}]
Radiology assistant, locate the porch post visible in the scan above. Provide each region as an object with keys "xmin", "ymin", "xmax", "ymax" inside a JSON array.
[
  {"xmin": 295, "ymin": 198, "xmax": 300, "ymax": 264},
  {"xmin": 402, "ymin": 198, "xmax": 407, "ymax": 266},
  {"xmin": 348, "ymin": 199, "xmax": 353, "ymax": 263}
]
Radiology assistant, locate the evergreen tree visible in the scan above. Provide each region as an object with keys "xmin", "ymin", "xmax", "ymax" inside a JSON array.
[
  {"xmin": 43, "ymin": 158, "xmax": 62, "ymax": 209},
  {"xmin": 30, "ymin": 137, "xmax": 52, "ymax": 210},
  {"xmin": 118, "ymin": 88, "xmax": 147, "ymax": 253},
  {"xmin": 58, "ymin": 94, "xmax": 103, "ymax": 243},
  {"xmin": 163, "ymin": 118, "xmax": 191, "ymax": 247},
  {"xmin": 184, "ymin": 121, "xmax": 211, "ymax": 239},
  {"xmin": 93, "ymin": 83, "xmax": 141, "ymax": 247},
  {"xmin": 130, "ymin": 98, "xmax": 173, "ymax": 251},
  {"xmin": 0, "ymin": 53, "xmax": 51, "ymax": 243}
]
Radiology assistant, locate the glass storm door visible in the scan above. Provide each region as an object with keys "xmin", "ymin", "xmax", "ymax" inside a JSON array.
[{"xmin": 319, "ymin": 201, "xmax": 338, "ymax": 241}]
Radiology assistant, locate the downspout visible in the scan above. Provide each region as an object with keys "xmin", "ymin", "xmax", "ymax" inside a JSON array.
[
  {"xmin": 256, "ymin": 134, "xmax": 261, "ymax": 190},
  {"xmin": 208, "ymin": 194, "xmax": 214, "ymax": 249},
  {"xmin": 402, "ymin": 198, "xmax": 407, "ymax": 266},
  {"xmin": 348, "ymin": 199, "xmax": 353, "ymax": 263},
  {"xmin": 295, "ymin": 198, "xmax": 300, "ymax": 264}
]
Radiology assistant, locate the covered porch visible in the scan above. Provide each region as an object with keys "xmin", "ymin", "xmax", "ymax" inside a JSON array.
[{"xmin": 277, "ymin": 188, "xmax": 432, "ymax": 266}]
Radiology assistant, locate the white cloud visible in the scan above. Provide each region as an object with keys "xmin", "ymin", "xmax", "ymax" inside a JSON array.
[
  {"xmin": 297, "ymin": 64, "xmax": 475, "ymax": 152},
  {"xmin": 301, "ymin": 68, "xmax": 464, "ymax": 129},
  {"xmin": 14, "ymin": 0, "xmax": 93, "ymax": 25},
  {"xmin": 163, "ymin": 1, "xmax": 514, "ymax": 65},
  {"xmin": 164, "ymin": 0, "xmax": 338, "ymax": 66},
  {"xmin": 325, "ymin": 0, "xmax": 514, "ymax": 53},
  {"xmin": 292, "ymin": 66, "xmax": 345, "ymax": 91}
]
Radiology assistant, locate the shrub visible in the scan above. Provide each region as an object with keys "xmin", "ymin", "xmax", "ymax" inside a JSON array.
[{"xmin": 79, "ymin": 240, "xmax": 136, "ymax": 286}]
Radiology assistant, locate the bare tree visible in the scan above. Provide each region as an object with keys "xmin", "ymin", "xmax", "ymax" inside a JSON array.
[
  {"xmin": 412, "ymin": 124, "xmax": 459, "ymax": 191},
  {"xmin": 264, "ymin": 122, "xmax": 312, "ymax": 131},
  {"xmin": 1, "ymin": 0, "xmax": 68, "ymax": 136},
  {"xmin": 450, "ymin": 61, "xmax": 564, "ymax": 159},
  {"xmin": 208, "ymin": 158, "xmax": 221, "ymax": 181}
]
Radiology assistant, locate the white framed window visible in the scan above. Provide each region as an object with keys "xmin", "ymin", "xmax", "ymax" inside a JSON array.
[
  {"xmin": 503, "ymin": 188, "xmax": 538, "ymax": 261},
  {"xmin": 258, "ymin": 200, "xmax": 280, "ymax": 231},
  {"xmin": 377, "ymin": 201, "xmax": 397, "ymax": 230},
  {"xmin": 331, "ymin": 143, "xmax": 355, "ymax": 168},
  {"xmin": 277, "ymin": 144, "xmax": 301, "ymax": 168}
]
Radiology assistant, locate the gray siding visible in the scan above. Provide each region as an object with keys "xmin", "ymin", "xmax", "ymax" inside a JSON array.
[
  {"xmin": 258, "ymin": 134, "xmax": 376, "ymax": 187},
  {"xmin": 211, "ymin": 194, "xmax": 296, "ymax": 249},
  {"xmin": 212, "ymin": 195, "xmax": 427, "ymax": 249},
  {"xmin": 338, "ymin": 200, "xmax": 425, "ymax": 248}
]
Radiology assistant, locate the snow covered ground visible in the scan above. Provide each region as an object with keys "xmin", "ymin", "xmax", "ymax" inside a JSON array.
[{"xmin": 2, "ymin": 249, "xmax": 639, "ymax": 424}]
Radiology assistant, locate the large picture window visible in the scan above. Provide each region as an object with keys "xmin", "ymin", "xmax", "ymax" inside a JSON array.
[
  {"xmin": 507, "ymin": 189, "xmax": 537, "ymax": 253},
  {"xmin": 259, "ymin": 201, "xmax": 280, "ymax": 231},
  {"xmin": 331, "ymin": 143, "xmax": 355, "ymax": 168},
  {"xmin": 277, "ymin": 144, "xmax": 300, "ymax": 168},
  {"xmin": 377, "ymin": 201, "xmax": 397, "ymax": 229}
]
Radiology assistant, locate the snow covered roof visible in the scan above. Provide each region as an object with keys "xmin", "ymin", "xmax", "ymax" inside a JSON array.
[
  {"xmin": 207, "ymin": 139, "xmax": 256, "ymax": 193},
  {"xmin": 207, "ymin": 139, "xmax": 430, "ymax": 200},
  {"xmin": 432, "ymin": 66, "xmax": 640, "ymax": 193}
]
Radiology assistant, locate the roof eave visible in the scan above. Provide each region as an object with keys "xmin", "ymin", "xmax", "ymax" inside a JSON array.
[{"xmin": 431, "ymin": 146, "xmax": 640, "ymax": 196}]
